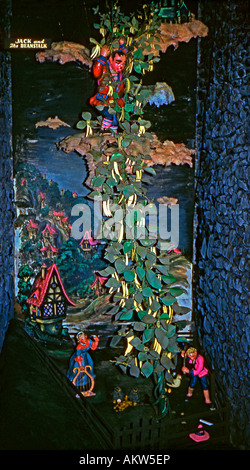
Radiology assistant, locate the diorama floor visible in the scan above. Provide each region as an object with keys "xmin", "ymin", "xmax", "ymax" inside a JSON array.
[{"xmin": 0, "ymin": 318, "xmax": 235, "ymax": 454}]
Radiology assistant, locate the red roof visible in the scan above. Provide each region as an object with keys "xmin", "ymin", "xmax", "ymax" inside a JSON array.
[
  {"xmin": 53, "ymin": 211, "xmax": 64, "ymax": 217},
  {"xmin": 27, "ymin": 219, "xmax": 39, "ymax": 229},
  {"xmin": 42, "ymin": 223, "xmax": 58, "ymax": 235},
  {"xmin": 40, "ymin": 246, "xmax": 59, "ymax": 253},
  {"xmin": 27, "ymin": 264, "xmax": 76, "ymax": 307},
  {"xmin": 90, "ymin": 274, "xmax": 108, "ymax": 289},
  {"xmin": 79, "ymin": 230, "xmax": 100, "ymax": 246}
]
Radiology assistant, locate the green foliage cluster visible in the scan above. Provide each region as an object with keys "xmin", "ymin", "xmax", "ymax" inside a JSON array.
[
  {"xmin": 17, "ymin": 265, "xmax": 35, "ymax": 317},
  {"xmin": 78, "ymin": 2, "xmax": 163, "ymax": 139}
]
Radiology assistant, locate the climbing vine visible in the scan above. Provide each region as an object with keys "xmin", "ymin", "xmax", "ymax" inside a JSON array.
[{"xmin": 78, "ymin": 1, "xmax": 189, "ymax": 416}]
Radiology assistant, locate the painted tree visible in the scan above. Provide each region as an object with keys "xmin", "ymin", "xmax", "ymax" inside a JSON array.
[{"xmin": 17, "ymin": 265, "xmax": 35, "ymax": 318}]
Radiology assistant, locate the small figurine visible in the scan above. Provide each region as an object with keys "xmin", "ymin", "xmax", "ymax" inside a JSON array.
[
  {"xmin": 112, "ymin": 386, "xmax": 124, "ymax": 405},
  {"xmin": 67, "ymin": 331, "xmax": 99, "ymax": 397},
  {"xmin": 166, "ymin": 371, "xmax": 182, "ymax": 389},
  {"xmin": 181, "ymin": 347, "xmax": 212, "ymax": 405},
  {"xmin": 89, "ymin": 39, "xmax": 127, "ymax": 134},
  {"xmin": 129, "ymin": 388, "xmax": 140, "ymax": 405}
]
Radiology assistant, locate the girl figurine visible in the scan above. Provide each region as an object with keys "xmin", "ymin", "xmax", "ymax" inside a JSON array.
[
  {"xmin": 181, "ymin": 347, "xmax": 212, "ymax": 405},
  {"xmin": 67, "ymin": 331, "xmax": 99, "ymax": 397},
  {"xmin": 89, "ymin": 39, "xmax": 127, "ymax": 134}
]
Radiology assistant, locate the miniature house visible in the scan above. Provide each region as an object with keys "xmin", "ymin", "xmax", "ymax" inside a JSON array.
[
  {"xmin": 53, "ymin": 210, "xmax": 65, "ymax": 225},
  {"xmin": 39, "ymin": 191, "xmax": 46, "ymax": 208},
  {"xmin": 90, "ymin": 271, "xmax": 108, "ymax": 296},
  {"xmin": 27, "ymin": 263, "xmax": 76, "ymax": 337},
  {"xmin": 42, "ymin": 223, "xmax": 58, "ymax": 247},
  {"xmin": 40, "ymin": 245, "xmax": 59, "ymax": 258},
  {"xmin": 79, "ymin": 230, "xmax": 100, "ymax": 259},
  {"xmin": 26, "ymin": 219, "xmax": 39, "ymax": 239}
]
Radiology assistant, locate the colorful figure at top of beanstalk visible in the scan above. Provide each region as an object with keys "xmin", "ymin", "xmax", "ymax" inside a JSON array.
[{"xmin": 89, "ymin": 38, "xmax": 127, "ymax": 135}]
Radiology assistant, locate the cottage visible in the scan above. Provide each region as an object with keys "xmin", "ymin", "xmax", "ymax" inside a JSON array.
[
  {"xmin": 40, "ymin": 245, "xmax": 59, "ymax": 258},
  {"xmin": 90, "ymin": 271, "xmax": 108, "ymax": 296},
  {"xmin": 42, "ymin": 223, "xmax": 58, "ymax": 246},
  {"xmin": 79, "ymin": 230, "xmax": 100, "ymax": 258},
  {"xmin": 26, "ymin": 219, "xmax": 39, "ymax": 239},
  {"xmin": 27, "ymin": 263, "xmax": 76, "ymax": 336}
]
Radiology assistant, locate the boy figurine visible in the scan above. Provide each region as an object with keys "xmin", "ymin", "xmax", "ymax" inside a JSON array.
[
  {"xmin": 181, "ymin": 347, "xmax": 213, "ymax": 405},
  {"xmin": 89, "ymin": 39, "xmax": 127, "ymax": 134}
]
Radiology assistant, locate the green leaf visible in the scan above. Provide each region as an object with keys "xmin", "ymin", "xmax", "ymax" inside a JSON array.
[
  {"xmin": 137, "ymin": 310, "xmax": 148, "ymax": 320},
  {"xmin": 133, "ymin": 322, "xmax": 146, "ymax": 332},
  {"xmin": 130, "ymin": 337, "xmax": 141, "ymax": 348},
  {"xmin": 110, "ymin": 335, "xmax": 122, "ymax": 348},
  {"xmin": 87, "ymin": 190, "xmax": 102, "ymax": 199},
  {"xmin": 106, "ymin": 176, "xmax": 117, "ymax": 188},
  {"xmin": 137, "ymin": 245, "xmax": 147, "ymax": 259},
  {"xmin": 143, "ymin": 328, "xmax": 154, "ymax": 343},
  {"xmin": 92, "ymin": 175, "xmax": 105, "ymax": 187},
  {"xmin": 138, "ymin": 351, "xmax": 148, "ymax": 361},
  {"xmin": 160, "ymin": 355, "xmax": 175, "ymax": 370},
  {"xmin": 144, "ymin": 166, "xmax": 156, "ymax": 176},
  {"xmin": 141, "ymin": 361, "xmax": 153, "ymax": 378},
  {"xmin": 146, "ymin": 270, "xmax": 162, "ymax": 290},
  {"xmin": 105, "ymin": 277, "xmax": 121, "ymax": 289},
  {"xmin": 134, "ymin": 64, "xmax": 142, "ymax": 74},
  {"xmin": 119, "ymin": 309, "xmax": 134, "ymax": 321},
  {"xmin": 123, "ymin": 185, "xmax": 135, "ymax": 198},
  {"xmin": 115, "ymin": 258, "xmax": 126, "ymax": 274},
  {"xmin": 136, "ymin": 265, "xmax": 145, "ymax": 281},
  {"xmin": 140, "ymin": 239, "xmax": 156, "ymax": 247},
  {"xmin": 110, "ymin": 152, "xmax": 124, "ymax": 161},
  {"xmin": 134, "ymin": 291, "xmax": 143, "ymax": 304},
  {"xmin": 141, "ymin": 314, "xmax": 157, "ymax": 324},
  {"xmin": 166, "ymin": 324, "xmax": 176, "ymax": 338},
  {"xmin": 76, "ymin": 121, "xmax": 87, "ymax": 129},
  {"xmin": 161, "ymin": 294, "xmax": 176, "ymax": 306},
  {"xmin": 124, "ymin": 270, "xmax": 135, "ymax": 282},
  {"xmin": 82, "ymin": 111, "xmax": 92, "ymax": 120},
  {"xmin": 167, "ymin": 337, "xmax": 181, "ymax": 353},
  {"xmin": 130, "ymin": 363, "xmax": 140, "ymax": 378},
  {"xmin": 142, "ymin": 287, "xmax": 152, "ymax": 297},
  {"xmin": 150, "ymin": 299, "xmax": 161, "ymax": 312},
  {"xmin": 169, "ymin": 287, "xmax": 184, "ymax": 297},
  {"xmin": 106, "ymin": 265, "xmax": 117, "ymax": 274},
  {"xmin": 123, "ymin": 241, "xmax": 133, "ymax": 253},
  {"xmin": 160, "ymin": 312, "xmax": 170, "ymax": 320},
  {"xmin": 155, "ymin": 264, "xmax": 169, "ymax": 276},
  {"xmin": 121, "ymin": 138, "xmax": 131, "ymax": 148},
  {"xmin": 155, "ymin": 328, "xmax": 169, "ymax": 349}
]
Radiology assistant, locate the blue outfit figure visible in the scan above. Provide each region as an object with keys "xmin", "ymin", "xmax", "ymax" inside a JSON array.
[{"xmin": 67, "ymin": 331, "xmax": 99, "ymax": 396}]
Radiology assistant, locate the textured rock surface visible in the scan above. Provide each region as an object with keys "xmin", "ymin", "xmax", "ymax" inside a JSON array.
[
  {"xmin": 194, "ymin": 0, "xmax": 249, "ymax": 449},
  {"xmin": 0, "ymin": 0, "xmax": 14, "ymax": 351}
]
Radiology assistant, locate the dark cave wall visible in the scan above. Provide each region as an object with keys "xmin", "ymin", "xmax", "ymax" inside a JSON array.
[
  {"xmin": 0, "ymin": 0, "xmax": 14, "ymax": 351},
  {"xmin": 194, "ymin": 0, "xmax": 249, "ymax": 448}
]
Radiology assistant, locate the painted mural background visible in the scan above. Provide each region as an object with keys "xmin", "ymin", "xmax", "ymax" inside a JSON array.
[{"xmin": 12, "ymin": 0, "xmax": 198, "ymax": 346}]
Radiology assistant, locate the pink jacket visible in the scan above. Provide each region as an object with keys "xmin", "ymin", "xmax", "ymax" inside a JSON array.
[{"xmin": 189, "ymin": 355, "xmax": 208, "ymax": 377}]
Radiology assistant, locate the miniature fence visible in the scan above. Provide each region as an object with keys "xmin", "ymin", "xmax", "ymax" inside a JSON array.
[
  {"xmin": 112, "ymin": 399, "xmax": 230, "ymax": 450},
  {"xmin": 111, "ymin": 365, "xmax": 231, "ymax": 450}
]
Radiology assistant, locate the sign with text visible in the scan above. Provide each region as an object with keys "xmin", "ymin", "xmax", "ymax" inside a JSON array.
[{"xmin": 4, "ymin": 38, "xmax": 51, "ymax": 49}]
